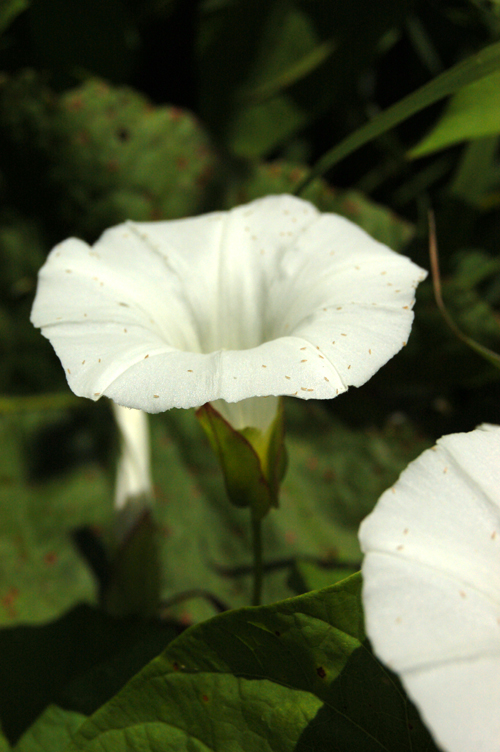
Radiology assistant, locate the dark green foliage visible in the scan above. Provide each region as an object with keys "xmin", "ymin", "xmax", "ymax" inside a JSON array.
[
  {"xmin": 52, "ymin": 79, "xmax": 218, "ymax": 236},
  {"xmin": 0, "ymin": 1, "xmax": 499, "ymax": 748},
  {"xmin": 0, "ymin": 74, "xmax": 219, "ymax": 239},
  {"xmin": 197, "ymin": 0, "xmax": 411, "ymax": 157},
  {"xmin": 0, "ymin": 604, "xmax": 177, "ymax": 744}
]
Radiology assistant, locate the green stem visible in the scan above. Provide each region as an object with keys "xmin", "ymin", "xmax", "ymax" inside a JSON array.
[{"xmin": 251, "ymin": 512, "xmax": 263, "ymax": 607}]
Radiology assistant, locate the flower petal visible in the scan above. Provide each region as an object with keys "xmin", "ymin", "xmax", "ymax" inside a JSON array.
[
  {"xmin": 359, "ymin": 424, "xmax": 500, "ymax": 752},
  {"xmin": 31, "ymin": 195, "xmax": 426, "ymax": 414}
]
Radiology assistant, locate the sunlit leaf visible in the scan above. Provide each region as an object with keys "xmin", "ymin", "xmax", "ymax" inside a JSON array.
[
  {"xmin": 410, "ymin": 71, "xmax": 500, "ymax": 157},
  {"xmin": 65, "ymin": 575, "xmax": 439, "ymax": 752},
  {"xmin": 14, "ymin": 706, "xmax": 85, "ymax": 752}
]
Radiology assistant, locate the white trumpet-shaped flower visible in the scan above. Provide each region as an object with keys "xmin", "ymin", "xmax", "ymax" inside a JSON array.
[
  {"xmin": 112, "ymin": 403, "xmax": 152, "ymax": 512},
  {"xmin": 112, "ymin": 402, "xmax": 153, "ymax": 541},
  {"xmin": 359, "ymin": 424, "xmax": 500, "ymax": 752},
  {"xmin": 31, "ymin": 194, "xmax": 425, "ymax": 430}
]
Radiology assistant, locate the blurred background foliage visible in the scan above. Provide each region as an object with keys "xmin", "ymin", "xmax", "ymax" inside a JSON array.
[{"xmin": 0, "ymin": 0, "xmax": 499, "ymax": 742}]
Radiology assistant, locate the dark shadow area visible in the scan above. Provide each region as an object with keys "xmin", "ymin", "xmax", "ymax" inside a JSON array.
[{"xmin": 0, "ymin": 603, "xmax": 180, "ymax": 744}]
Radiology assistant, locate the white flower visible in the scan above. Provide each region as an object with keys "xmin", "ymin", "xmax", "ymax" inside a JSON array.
[
  {"xmin": 31, "ymin": 194, "xmax": 425, "ymax": 431},
  {"xmin": 112, "ymin": 403, "xmax": 153, "ymax": 540},
  {"xmin": 112, "ymin": 403, "xmax": 152, "ymax": 512},
  {"xmin": 359, "ymin": 424, "xmax": 500, "ymax": 752}
]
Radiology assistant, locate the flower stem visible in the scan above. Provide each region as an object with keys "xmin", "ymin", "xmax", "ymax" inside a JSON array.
[{"xmin": 251, "ymin": 512, "xmax": 263, "ymax": 606}]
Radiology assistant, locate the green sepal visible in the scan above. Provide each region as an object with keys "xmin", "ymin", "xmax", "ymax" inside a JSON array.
[
  {"xmin": 196, "ymin": 399, "xmax": 287, "ymax": 520},
  {"xmin": 102, "ymin": 506, "xmax": 161, "ymax": 619}
]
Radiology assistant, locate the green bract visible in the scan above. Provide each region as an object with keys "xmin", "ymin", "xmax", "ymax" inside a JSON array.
[{"xmin": 196, "ymin": 398, "xmax": 286, "ymax": 519}]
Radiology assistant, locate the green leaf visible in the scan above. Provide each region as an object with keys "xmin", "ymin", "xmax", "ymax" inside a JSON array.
[
  {"xmin": 65, "ymin": 576, "xmax": 439, "ymax": 752},
  {"xmin": 410, "ymin": 70, "xmax": 500, "ymax": 157},
  {"xmin": 0, "ymin": 0, "xmax": 29, "ymax": 36},
  {"xmin": 15, "ymin": 706, "xmax": 85, "ymax": 752},
  {"xmin": 0, "ymin": 726, "xmax": 10, "ymax": 752},
  {"xmin": 239, "ymin": 38, "xmax": 336, "ymax": 103},
  {"xmin": 0, "ymin": 410, "xmax": 111, "ymax": 626},
  {"xmin": 296, "ymin": 39, "xmax": 500, "ymax": 192},
  {"xmin": 450, "ymin": 136, "xmax": 500, "ymax": 206}
]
